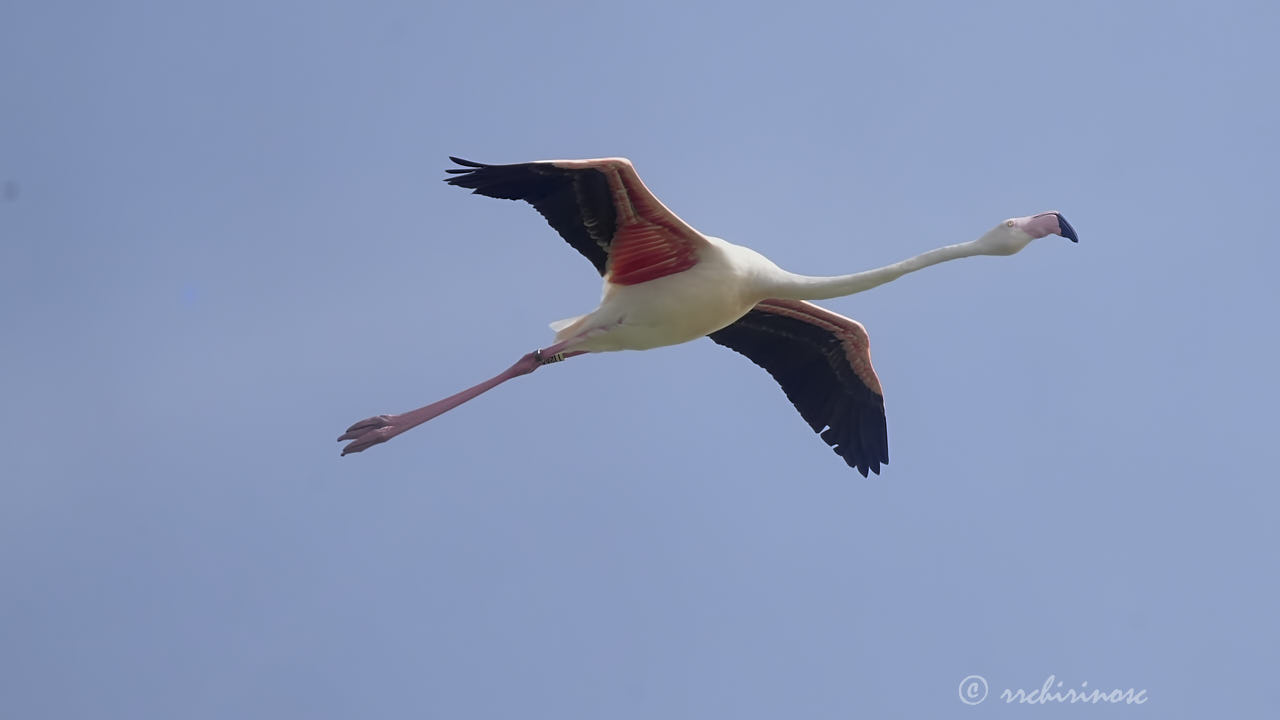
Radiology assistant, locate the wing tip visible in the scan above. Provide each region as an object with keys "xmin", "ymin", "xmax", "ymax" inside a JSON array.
[{"xmin": 444, "ymin": 156, "xmax": 485, "ymax": 183}]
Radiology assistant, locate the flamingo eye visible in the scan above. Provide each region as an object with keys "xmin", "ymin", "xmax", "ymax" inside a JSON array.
[{"xmin": 1005, "ymin": 220, "xmax": 1015, "ymax": 227}]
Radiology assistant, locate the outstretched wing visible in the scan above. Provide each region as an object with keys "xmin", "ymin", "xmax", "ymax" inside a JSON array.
[
  {"xmin": 444, "ymin": 157, "xmax": 708, "ymax": 285},
  {"xmin": 709, "ymin": 299, "xmax": 889, "ymax": 476}
]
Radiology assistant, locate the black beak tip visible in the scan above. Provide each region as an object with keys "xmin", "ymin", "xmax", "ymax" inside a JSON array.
[{"xmin": 1055, "ymin": 213, "xmax": 1079, "ymax": 243}]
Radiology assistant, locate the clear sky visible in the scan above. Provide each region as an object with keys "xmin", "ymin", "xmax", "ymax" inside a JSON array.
[{"xmin": 3, "ymin": 1, "xmax": 1277, "ymax": 717}]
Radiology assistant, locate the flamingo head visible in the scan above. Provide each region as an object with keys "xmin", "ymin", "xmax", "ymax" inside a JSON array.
[{"xmin": 975, "ymin": 212, "xmax": 1079, "ymax": 256}]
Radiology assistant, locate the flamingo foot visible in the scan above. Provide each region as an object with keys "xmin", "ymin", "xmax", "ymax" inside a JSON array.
[{"xmin": 338, "ymin": 415, "xmax": 398, "ymax": 455}]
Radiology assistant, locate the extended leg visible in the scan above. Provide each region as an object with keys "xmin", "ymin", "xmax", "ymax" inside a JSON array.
[{"xmin": 338, "ymin": 345, "xmax": 586, "ymax": 456}]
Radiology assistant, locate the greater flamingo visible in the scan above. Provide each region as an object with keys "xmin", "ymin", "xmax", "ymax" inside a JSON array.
[{"xmin": 339, "ymin": 157, "xmax": 1077, "ymax": 475}]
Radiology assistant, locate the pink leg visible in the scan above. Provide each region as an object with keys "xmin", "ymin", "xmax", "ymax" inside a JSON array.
[{"xmin": 338, "ymin": 345, "xmax": 586, "ymax": 456}]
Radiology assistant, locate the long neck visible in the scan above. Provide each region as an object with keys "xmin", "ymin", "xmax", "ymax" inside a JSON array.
[{"xmin": 766, "ymin": 240, "xmax": 988, "ymax": 301}]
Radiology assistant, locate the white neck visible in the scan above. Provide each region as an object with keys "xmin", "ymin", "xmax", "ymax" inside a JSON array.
[{"xmin": 764, "ymin": 239, "xmax": 998, "ymax": 302}]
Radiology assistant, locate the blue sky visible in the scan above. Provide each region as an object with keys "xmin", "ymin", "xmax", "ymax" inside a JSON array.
[{"xmin": 3, "ymin": 1, "xmax": 1277, "ymax": 717}]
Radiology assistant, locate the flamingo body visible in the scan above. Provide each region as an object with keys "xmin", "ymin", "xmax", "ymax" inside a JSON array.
[{"xmin": 554, "ymin": 237, "xmax": 777, "ymax": 352}]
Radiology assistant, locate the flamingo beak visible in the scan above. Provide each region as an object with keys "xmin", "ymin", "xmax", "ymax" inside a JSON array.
[{"xmin": 1055, "ymin": 213, "xmax": 1079, "ymax": 243}]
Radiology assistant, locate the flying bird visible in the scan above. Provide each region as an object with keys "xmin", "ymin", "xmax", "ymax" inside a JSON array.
[{"xmin": 339, "ymin": 157, "xmax": 1077, "ymax": 475}]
